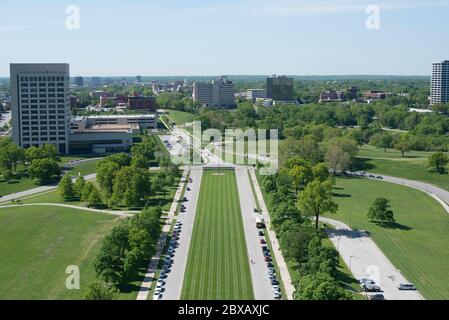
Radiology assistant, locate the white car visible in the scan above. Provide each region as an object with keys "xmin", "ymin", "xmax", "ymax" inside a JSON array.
[
  {"xmin": 155, "ymin": 284, "xmax": 163, "ymax": 292},
  {"xmin": 273, "ymin": 291, "xmax": 281, "ymax": 299},
  {"xmin": 398, "ymin": 283, "xmax": 416, "ymax": 290}
]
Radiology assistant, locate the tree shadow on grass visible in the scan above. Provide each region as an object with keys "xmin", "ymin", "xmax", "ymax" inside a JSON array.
[
  {"xmin": 332, "ymin": 192, "xmax": 352, "ymax": 198},
  {"xmin": 372, "ymin": 221, "xmax": 413, "ymax": 231},
  {"xmin": 353, "ymin": 158, "xmax": 375, "ymax": 171},
  {"xmin": 335, "ymin": 269, "xmax": 361, "ymax": 292}
]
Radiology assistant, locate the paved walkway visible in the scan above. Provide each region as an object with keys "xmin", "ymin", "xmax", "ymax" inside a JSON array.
[
  {"xmin": 248, "ymin": 167, "xmax": 295, "ymax": 300},
  {"xmin": 0, "ymin": 173, "xmax": 96, "ymax": 204},
  {"xmin": 321, "ymin": 217, "xmax": 424, "ymax": 300},
  {"xmin": 0, "ymin": 202, "xmax": 134, "ymax": 217},
  {"xmin": 136, "ymin": 167, "xmax": 189, "ymax": 300}
]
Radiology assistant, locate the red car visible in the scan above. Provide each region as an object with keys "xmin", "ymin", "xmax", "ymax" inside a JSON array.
[
  {"xmin": 260, "ymin": 239, "xmax": 266, "ymax": 244},
  {"xmin": 264, "ymin": 256, "xmax": 271, "ymax": 262}
]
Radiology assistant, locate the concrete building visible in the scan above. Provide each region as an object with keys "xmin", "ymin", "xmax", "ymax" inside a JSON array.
[
  {"xmin": 430, "ymin": 60, "xmax": 449, "ymax": 105},
  {"xmin": 319, "ymin": 90, "xmax": 344, "ymax": 103},
  {"xmin": 128, "ymin": 96, "xmax": 157, "ymax": 111},
  {"xmin": 362, "ymin": 90, "xmax": 386, "ymax": 101},
  {"xmin": 69, "ymin": 114, "xmax": 157, "ymax": 153},
  {"xmin": 10, "ymin": 63, "xmax": 70, "ymax": 154},
  {"xmin": 74, "ymin": 76, "xmax": 84, "ymax": 87},
  {"xmin": 247, "ymin": 89, "xmax": 267, "ymax": 102},
  {"xmin": 267, "ymin": 75, "xmax": 294, "ymax": 101},
  {"xmin": 193, "ymin": 76, "xmax": 235, "ymax": 107}
]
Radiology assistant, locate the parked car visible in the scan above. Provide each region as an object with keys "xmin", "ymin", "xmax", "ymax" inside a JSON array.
[
  {"xmin": 187, "ymin": 187, "xmax": 191, "ymax": 191},
  {"xmin": 273, "ymin": 291, "xmax": 281, "ymax": 299},
  {"xmin": 264, "ymin": 256, "xmax": 272, "ymax": 262},
  {"xmin": 266, "ymin": 262, "xmax": 274, "ymax": 268},
  {"xmin": 363, "ymin": 283, "xmax": 382, "ymax": 292},
  {"xmin": 370, "ymin": 294, "xmax": 385, "ymax": 300},
  {"xmin": 153, "ymin": 292, "xmax": 162, "ymax": 300},
  {"xmin": 258, "ymin": 231, "xmax": 265, "ymax": 236},
  {"xmin": 271, "ymin": 279, "xmax": 279, "ymax": 285},
  {"xmin": 260, "ymin": 239, "xmax": 266, "ymax": 244},
  {"xmin": 376, "ymin": 176, "xmax": 383, "ymax": 180},
  {"xmin": 253, "ymin": 208, "xmax": 259, "ymax": 213},
  {"xmin": 398, "ymin": 283, "xmax": 416, "ymax": 290}
]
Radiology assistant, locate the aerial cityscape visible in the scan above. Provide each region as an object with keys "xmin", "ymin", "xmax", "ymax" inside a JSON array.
[{"xmin": 1, "ymin": 0, "xmax": 449, "ymax": 312}]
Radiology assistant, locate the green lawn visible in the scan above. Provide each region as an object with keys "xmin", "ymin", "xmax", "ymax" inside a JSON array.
[
  {"xmin": 65, "ymin": 159, "xmax": 101, "ymax": 177},
  {"xmin": 181, "ymin": 169, "xmax": 254, "ymax": 300},
  {"xmin": 328, "ymin": 177, "xmax": 449, "ymax": 300},
  {"xmin": 165, "ymin": 110, "xmax": 196, "ymax": 126},
  {"xmin": 0, "ymin": 206, "xmax": 119, "ymax": 299},
  {"xmin": 357, "ymin": 145, "xmax": 434, "ymax": 160}
]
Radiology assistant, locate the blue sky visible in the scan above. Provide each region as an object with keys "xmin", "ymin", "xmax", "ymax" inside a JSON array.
[{"xmin": 0, "ymin": 0, "xmax": 448, "ymax": 76}]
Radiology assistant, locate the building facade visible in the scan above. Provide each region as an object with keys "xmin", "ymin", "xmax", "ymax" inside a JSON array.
[
  {"xmin": 430, "ymin": 60, "xmax": 449, "ymax": 105},
  {"xmin": 10, "ymin": 63, "xmax": 70, "ymax": 154},
  {"xmin": 74, "ymin": 76, "xmax": 84, "ymax": 87},
  {"xmin": 127, "ymin": 96, "xmax": 157, "ymax": 111},
  {"xmin": 247, "ymin": 89, "xmax": 267, "ymax": 102},
  {"xmin": 193, "ymin": 76, "xmax": 235, "ymax": 107},
  {"xmin": 267, "ymin": 75, "xmax": 294, "ymax": 101}
]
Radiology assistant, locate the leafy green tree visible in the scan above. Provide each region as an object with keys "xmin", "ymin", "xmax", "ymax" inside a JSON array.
[
  {"xmin": 59, "ymin": 174, "xmax": 75, "ymax": 201},
  {"xmin": 324, "ymin": 144, "xmax": 351, "ymax": 173},
  {"xmin": 312, "ymin": 163, "xmax": 330, "ymax": 182},
  {"xmin": 279, "ymin": 221, "xmax": 315, "ymax": 263},
  {"xmin": 428, "ymin": 151, "xmax": 449, "ymax": 174},
  {"xmin": 111, "ymin": 167, "xmax": 152, "ymax": 207},
  {"xmin": 0, "ymin": 139, "xmax": 24, "ymax": 172},
  {"xmin": 28, "ymin": 158, "xmax": 60, "ymax": 184},
  {"xmin": 88, "ymin": 186, "xmax": 104, "ymax": 208},
  {"xmin": 96, "ymin": 161, "xmax": 120, "ymax": 196},
  {"xmin": 271, "ymin": 201, "xmax": 302, "ymax": 230},
  {"xmin": 1, "ymin": 169, "xmax": 14, "ymax": 182},
  {"xmin": 298, "ymin": 179, "xmax": 338, "ymax": 231},
  {"xmin": 367, "ymin": 197, "xmax": 395, "ymax": 225},
  {"xmin": 302, "ymin": 237, "xmax": 339, "ymax": 277},
  {"xmin": 370, "ymin": 132, "xmax": 394, "ymax": 152},
  {"xmin": 73, "ymin": 175, "xmax": 86, "ymax": 199},
  {"xmin": 25, "ymin": 144, "xmax": 59, "ymax": 162},
  {"xmin": 83, "ymin": 280, "xmax": 117, "ymax": 300},
  {"xmin": 394, "ymin": 134, "xmax": 412, "ymax": 157},
  {"xmin": 81, "ymin": 182, "xmax": 95, "ymax": 202},
  {"xmin": 289, "ymin": 165, "xmax": 313, "ymax": 193},
  {"xmin": 296, "ymin": 273, "xmax": 352, "ymax": 300}
]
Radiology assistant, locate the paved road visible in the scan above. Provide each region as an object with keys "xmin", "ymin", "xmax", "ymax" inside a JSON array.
[
  {"xmin": 162, "ymin": 167, "xmax": 203, "ymax": 300},
  {"xmin": 367, "ymin": 173, "xmax": 449, "ymax": 214},
  {"xmin": 321, "ymin": 217, "xmax": 424, "ymax": 300},
  {"xmin": 248, "ymin": 167, "xmax": 295, "ymax": 300},
  {"xmin": 0, "ymin": 173, "xmax": 96, "ymax": 203},
  {"xmin": 235, "ymin": 166, "xmax": 274, "ymax": 300}
]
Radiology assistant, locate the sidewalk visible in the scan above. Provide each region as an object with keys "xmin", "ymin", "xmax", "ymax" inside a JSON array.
[
  {"xmin": 248, "ymin": 168, "xmax": 295, "ymax": 300},
  {"xmin": 136, "ymin": 168, "xmax": 189, "ymax": 300}
]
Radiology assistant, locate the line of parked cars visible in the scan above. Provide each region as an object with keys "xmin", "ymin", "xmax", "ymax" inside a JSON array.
[
  {"xmin": 343, "ymin": 171, "xmax": 383, "ymax": 180},
  {"xmin": 360, "ymin": 278, "xmax": 417, "ymax": 300},
  {"xmin": 153, "ymin": 220, "xmax": 183, "ymax": 300},
  {"xmin": 256, "ymin": 223, "xmax": 281, "ymax": 300},
  {"xmin": 162, "ymin": 139, "xmax": 172, "ymax": 150}
]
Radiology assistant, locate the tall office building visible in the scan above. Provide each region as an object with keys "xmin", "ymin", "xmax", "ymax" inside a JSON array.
[
  {"xmin": 74, "ymin": 76, "xmax": 84, "ymax": 87},
  {"xmin": 267, "ymin": 75, "xmax": 294, "ymax": 101},
  {"xmin": 10, "ymin": 63, "xmax": 70, "ymax": 154},
  {"xmin": 193, "ymin": 76, "xmax": 235, "ymax": 107},
  {"xmin": 430, "ymin": 60, "xmax": 449, "ymax": 105}
]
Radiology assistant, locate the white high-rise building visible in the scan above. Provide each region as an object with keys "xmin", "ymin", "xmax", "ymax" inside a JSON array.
[
  {"xmin": 10, "ymin": 63, "xmax": 70, "ymax": 154},
  {"xmin": 430, "ymin": 60, "xmax": 449, "ymax": 105},
  {"xmin": 247, "ymin": 89, "xmax": 267, "ymax": 102},
  {"xmin": 193, "ymin": 76, "xmax": 235, "ymax": 107}
]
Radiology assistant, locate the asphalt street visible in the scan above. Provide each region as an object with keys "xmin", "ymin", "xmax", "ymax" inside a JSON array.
[
  {"xmin": 321, "ymin": 217, "xmax": 424, "ymax": 300},
  {"xmin": 235, "ymin": 166, "xmax": 275, "ymax": 300},
  {"xmin": 161, "ymin": 167, "xmax": 203, "ymax": 300}
]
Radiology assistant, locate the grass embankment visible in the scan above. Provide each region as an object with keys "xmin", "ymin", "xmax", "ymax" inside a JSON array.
[
  {"xmin": 328, "ymin": 176, "xmax": 449, "ymax": 300},
  {"xmin": 181, "ymin": 169, "xmax": 254, "ymax": 300}
]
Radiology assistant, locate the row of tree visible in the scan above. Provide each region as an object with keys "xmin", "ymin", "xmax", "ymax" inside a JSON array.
[
  {"xmin": 261, "ymin": 157, "xmax": 352, "ymax": 300},
  {"xmin": 83, "ymin": 207, "xmax": 162, "ymax": 299}
]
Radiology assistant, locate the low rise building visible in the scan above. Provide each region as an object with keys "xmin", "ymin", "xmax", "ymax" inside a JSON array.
[
  {"xmin": 247, "ymin": 89, "xmax": 267, "ymax": 102},
  {"xmin": 319, "ymin": 90, "xmax": 344, "ymax": 103},
  {"xmin": 128, "ymin": 96, "xmax": 157, "ymax": 111}
]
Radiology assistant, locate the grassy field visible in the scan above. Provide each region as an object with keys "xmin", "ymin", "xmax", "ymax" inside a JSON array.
[
  {"xmin": 0, "ymin": 206, "xmax": 119, "ymax": 299},
  {"xmin": 165, "ymin": 110, "xmax": 196, "ymax": 126},
  {"xmin": 181, "ymin": 169, "xmax": 254, "ymax": 300},
  {"xmin": 64, "ymin": 159, "xmax": 101, "ymax": 177},
  {"xmin": 355, "ymin": 145, "xmax": 449, "ymax": 192},
  {"xmin": 328, "ymin": 177, "xmax": 449, "ymax": 300}
]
